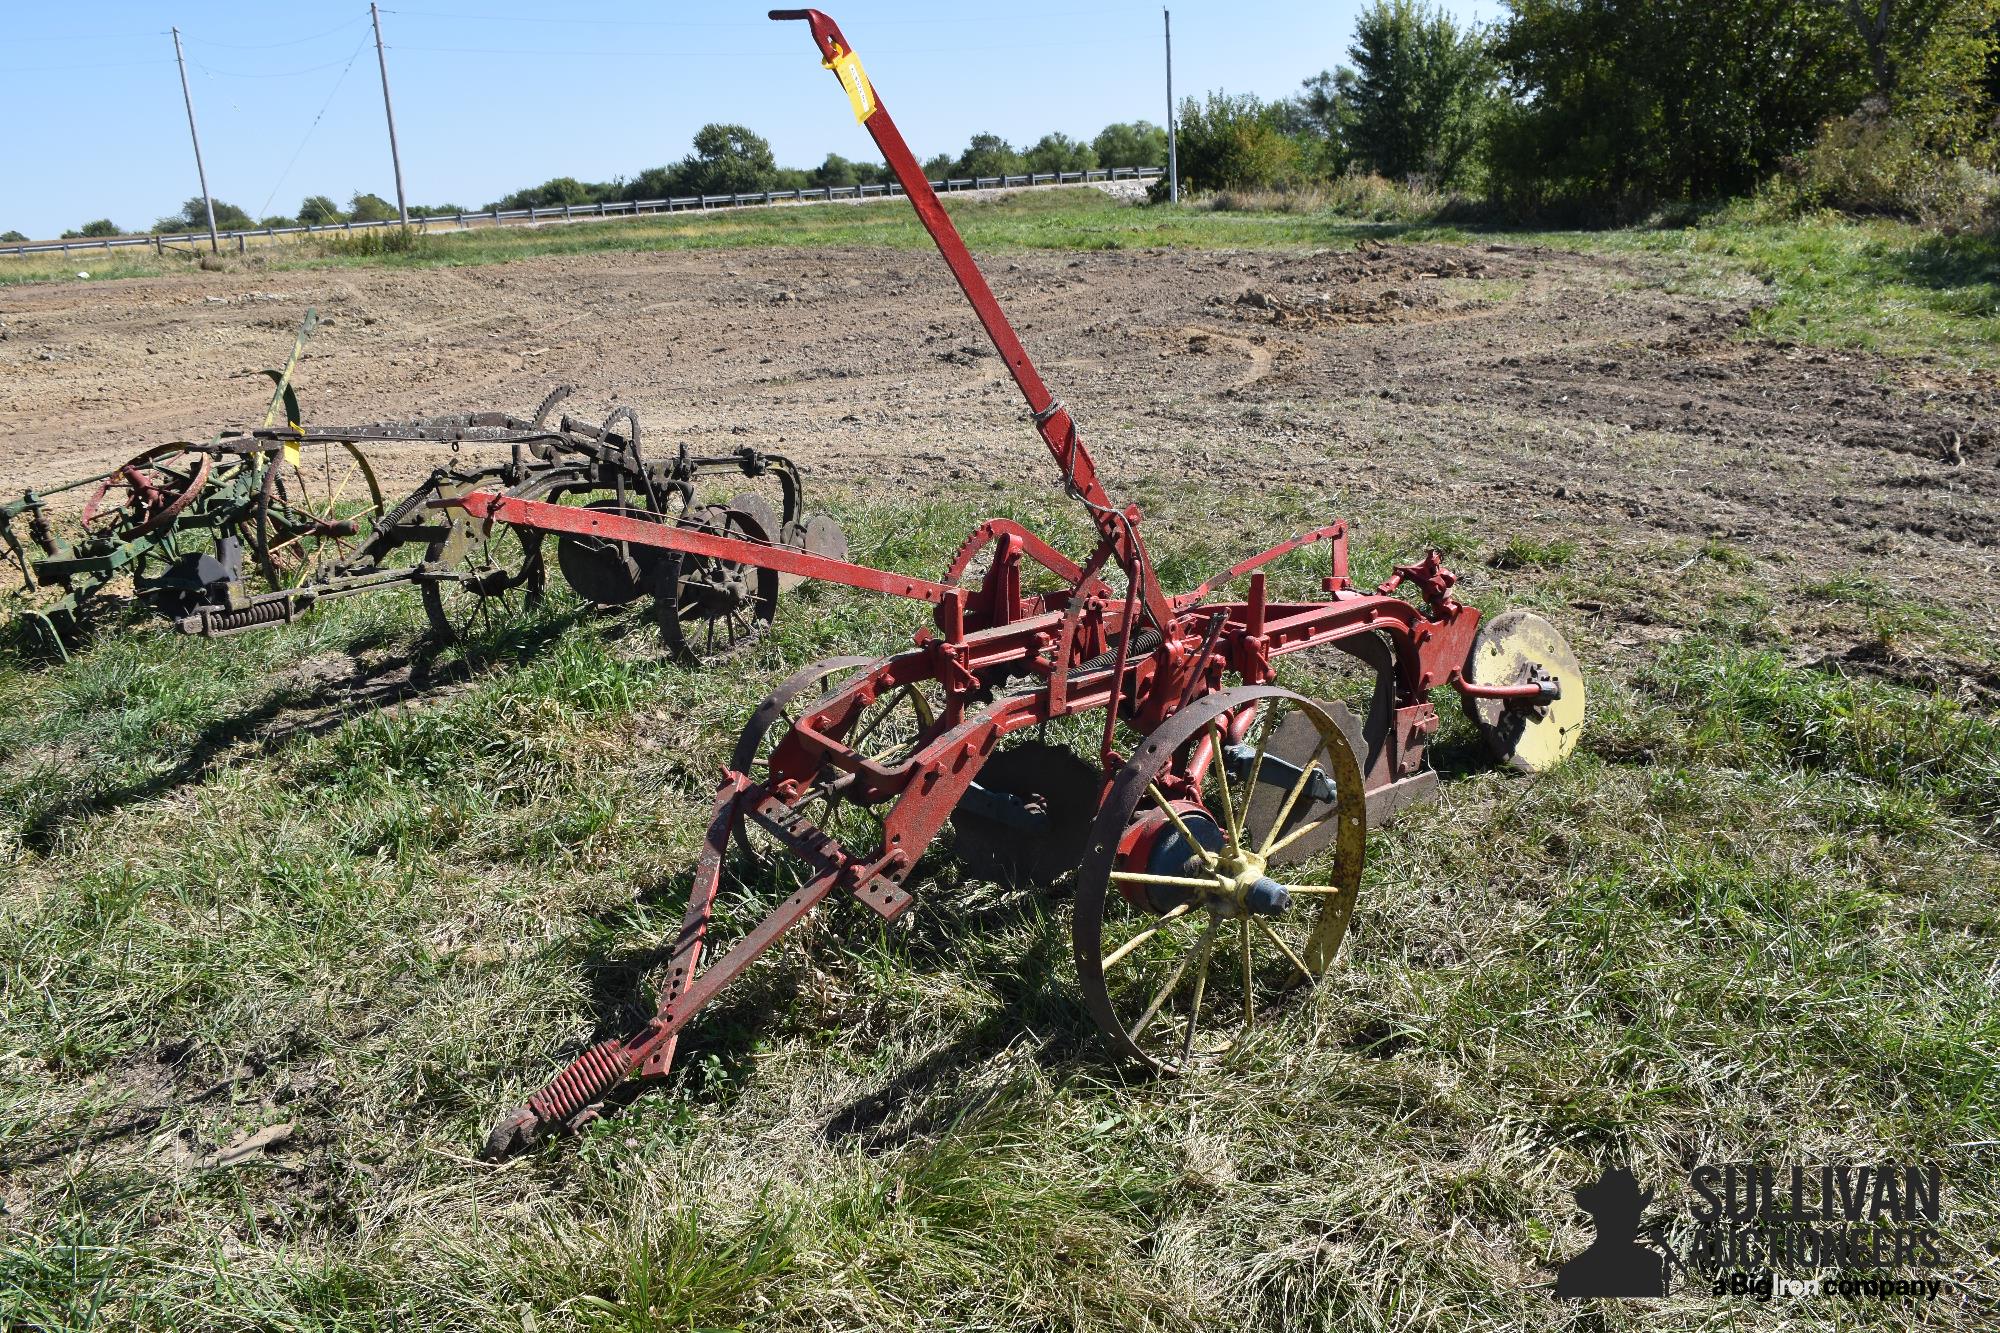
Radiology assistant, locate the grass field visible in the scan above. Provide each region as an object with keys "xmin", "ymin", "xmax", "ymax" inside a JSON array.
[
  {"xmin": 6, "ymin": 187, "xmax": 1997, "ymax": 370},
  {"xmin": 1, "ymin": 473, "xmax": 1994, "ymax": 1330}
]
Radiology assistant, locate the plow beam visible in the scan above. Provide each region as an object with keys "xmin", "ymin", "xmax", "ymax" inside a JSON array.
[{"xmin": 456, "ymin": 490, "xmax": 953, "ymax": 604}]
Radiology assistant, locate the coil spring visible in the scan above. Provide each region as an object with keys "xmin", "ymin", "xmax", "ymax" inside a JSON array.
[
  {"xmin": 525, "ymin": 1038, "xmax": 632, "ymax": 1126},
  {"xmin": 202, "ymin": 599, "xmax": 294, "ymax": 634}
]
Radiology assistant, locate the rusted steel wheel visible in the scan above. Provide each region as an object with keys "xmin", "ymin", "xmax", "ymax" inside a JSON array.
[
  {"xmin": 80, "ymin": 444, "xmax": 214, "ymax": 539},
  {"xmin": 253, "ymin": 440, "xmax": 385, "ymax": 588},
  {"xmin": 729, "ymin": 654, "xmax": 876, "ymax": 862},
  {"xmin": 737, "ymin": 665, "xmax": 938, "ymax": 873},
  {"xmin": 1073, "ymin": 685, "xmax": 1367, "ymax": 1073},
  {"xmin": 552, "ymin": 489, "xmax": 683, "ymax": 609},
  {"xmin": 420, "ymin": 476, "xmax": 553, "ymax": 647},
  {"xmin": 654, "ymin": 503, "xmax": 779, "ymax": 664}
]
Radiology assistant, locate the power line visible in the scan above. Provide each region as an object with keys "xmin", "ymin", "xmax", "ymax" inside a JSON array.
[
  {"xmin": 391, "ymin": 39, "xmax": 1137, "ymax": 60},
  {"xmin": 180, "ymin": 14, "xmax": 371, "ymax": 51},
  {"xmin": 0, "ymin": 57, "xmax": 176, "ymax": 74},
  {"xmin": 189, "ymin": 54, "xmax": 368, "ymax": 81},
  {"xmin": 258, "ymin": 37, "xmax": 373, "ymax": 218},
  {"xmin": 381, "ymin": 4, "xmax": 1149, "ymax": 26}
]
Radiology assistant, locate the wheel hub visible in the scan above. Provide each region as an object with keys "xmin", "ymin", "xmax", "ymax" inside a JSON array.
[{"xmin": 1140, "ymin": 811, "xmax": 1290, "ymax": 919}]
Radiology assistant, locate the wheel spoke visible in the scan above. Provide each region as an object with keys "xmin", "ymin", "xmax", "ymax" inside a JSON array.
[
  {"xmin": 1239, "ymin": 917, "xmax": 1254, "ymax": 1030},
  {"xmin": 850, "ymin": 693, "xmax": 900, "ymax": 749},
  {"xmin": 1208, "ymin": 723, "xmax": 1239, "ymax": 852},
  {"xmin": 1258, "ymin": 754, "xmax": 1324, "ymax": 857},
  {"xmin": 1100, "ymin": 900, "xmax": 1196, "ymax": 971},
  {"xmin": 1266, "ymin": 814, "xmax": 1331, "ymax": 859},
  {"xmin": 1276, "ymin": 883, "xmax": 1347, "ymax": 895},
  {"xmin": 1108, "ymin": 870, "xmax": 1220, "ymax": 891},
  {"xmin": 1239, "ymin": 709, "xmax": 1276, "ymax": 838},
  {"xmin": 1131, "ymin": 911, "xmax": 1218, "ymax": 1043},
  {"xmin": 1146, "ymin": 783, "xmax": 1217, "ymax": 867},
  {"xmin": 1255, "ymin": 917, "xmax": 1315, "ymax": 983},
  {"xmin": 1180, "ymin": 919, "xmax": 1216, "ymax": 1064}
]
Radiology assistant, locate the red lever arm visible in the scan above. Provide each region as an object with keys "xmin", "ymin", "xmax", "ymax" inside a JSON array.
[{"xmin": 770, "ymin": 9, "xmax": 1169, "ymax": 629}]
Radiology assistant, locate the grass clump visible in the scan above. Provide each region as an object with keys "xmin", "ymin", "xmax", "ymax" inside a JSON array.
[
  {"xmin": 1643, "ymin": 640, "xmax": 2000, "ymax": 836},
  {"xmin": 309, "ymin": 226, "xmax": 427, "ymax": 259}
]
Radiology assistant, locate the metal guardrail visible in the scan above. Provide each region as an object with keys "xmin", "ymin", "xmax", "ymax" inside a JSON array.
[{"xmin": 1, "ymin": 167, "xmax": 1165, "ymax": 260}]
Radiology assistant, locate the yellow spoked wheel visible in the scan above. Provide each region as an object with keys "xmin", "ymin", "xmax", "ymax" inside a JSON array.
[
  {"xmin": 253, "ymin": 441, "xmax": 384, "ymax": 589},
  {"xmin": 1073, "ymin": 685, "xmax": 1367, "ymax": 1073}
]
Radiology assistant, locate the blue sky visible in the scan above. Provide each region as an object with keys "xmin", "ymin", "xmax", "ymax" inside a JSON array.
[{"xmin": 2, "ymin": 1, "xmax": 1489, "ymax": 239}]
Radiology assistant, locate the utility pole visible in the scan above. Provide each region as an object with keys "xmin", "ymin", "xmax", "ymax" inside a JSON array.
[
  {"xmin": 370, "ymin": 3, "xmax": 410, "ymax": 225},
  {"xmin": 1164, "ymin": 9, "xmax": 1178, "ymax": 203},
  {"xmin": 171, "ymin": 27, "xmax": 220, "ymax": 252}
]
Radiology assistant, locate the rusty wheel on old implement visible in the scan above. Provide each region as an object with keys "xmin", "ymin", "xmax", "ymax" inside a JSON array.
[
  {"xmin": 728, "ymin": 655, "xmax": 876, "ymax": 862},
  {"xmin": 80, "ymin": 444, "xmax": 214, "ymax": 539},
  {"xmin": 654, "ymin": 503, "xmax": 779, "ymax": 663},
  {"xmin": 732, "ymin": 662, "xmax": 938, "ymax": 871},
  {"xmin": 1074, "ymin": 685, "xmax": 1367, "ymax": 1073},
  {"xmin": 253, "ymin": 441, "xmax": 385, "ymax": 588},
  {"xmin": 421, "ymin": 475, "xmax": 555, "ymax": 647}
]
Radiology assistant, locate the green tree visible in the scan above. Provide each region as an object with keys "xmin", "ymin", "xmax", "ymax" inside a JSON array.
[
  {"xmin": 491, "ymin": 177, "xmax": 603, "ymax": 210},
  {"xmin": 622, "ymin": 166, "xmax": 678, "ymax": 201},
  {"xmin": 1023, "ymin": 132, "xmax": 1098, "ymax": 173},
  {"xmin": 673, "ymin": 123, "xmax": 780, "ymax": 195},
  {"xmin": 1170, "ymin": 92, "xmax": 1300, "ymax": 192},
  {"xmin": 62, "ymin": 219, "xmax": 120, "ymax": 239},
  {"xmin": 1091, "ymin": 120, "xmax": 1169, "ymax": 168},
  {"xmin": 154, "ymin": 198, "xmax": 251, "ymax": 232},
  {"xmin": 1339, "ymin": 0, "xmax": 1493, "ymax": 185},
  {"xmin": 954, "ymin": 133, "xmax": 1027, "ymax": 179},
  {"xmin": 1286, "ymin": 68, "xmax": 1357, "ymax": 175},
  {"xmin": 1828, "ymin": 0, "xmax": 2000, "ymax": 149},
  {"xmin": 922, "ymin": 152, "xmax": 957, "ymax": 179},
  {"xmin": 806, "ymin": 153, "xmax": 885, "ymax": 187},
  {"xmin": 348, "ymin": 192, "xmax": 399, "ymax": 223},
  {"xmin": 259, "ymin": 215, "xmax": 296, "ymax": 229},
  {"xmin": 298, "ymin": 195, "xmax": 342, "ymax": 225},
  {"xmin": 0, "ymin": 231, "xmax": 26, "ymax": 243},
  {"xmin": 1491, "ymin": 0, "xmax": 1868, "ymax": 205}
]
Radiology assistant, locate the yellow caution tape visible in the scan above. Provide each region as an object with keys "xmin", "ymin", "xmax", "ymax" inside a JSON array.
[{"xmin": 823, "ymin": 44, "xmax": 875, "ymax": 124}]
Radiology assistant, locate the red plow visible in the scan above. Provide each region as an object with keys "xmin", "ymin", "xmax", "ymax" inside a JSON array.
[{"xmin": 473, "ymin": 9, "xmax": 1586, "ymax": 1156}]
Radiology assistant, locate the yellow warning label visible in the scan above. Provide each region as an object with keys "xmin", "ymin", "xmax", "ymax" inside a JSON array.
[{"xmin": 823, "ymin": 46, "xmax": 875, "ymax": 124}]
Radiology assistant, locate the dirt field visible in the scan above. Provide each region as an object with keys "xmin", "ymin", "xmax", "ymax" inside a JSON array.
[{"xmin": 3, "ymin": 241, "xmax": 1993, "ymax": 655}]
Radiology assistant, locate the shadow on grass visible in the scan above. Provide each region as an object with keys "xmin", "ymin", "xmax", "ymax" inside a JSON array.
[
  {"xmin": 1884, "ymin": 230, "xmax": 2000, "ymax": 306},
  {"xmin": 542, "ymin": 847, "xmax": 1098, "ymax": 1146},
  {"xmin": 9, "ymin": 610, "xmax": 592, "ymax": 852},
  {"xmin": 819, "ymin": 918, "xmax": 1095, "ymax": 1155}
]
